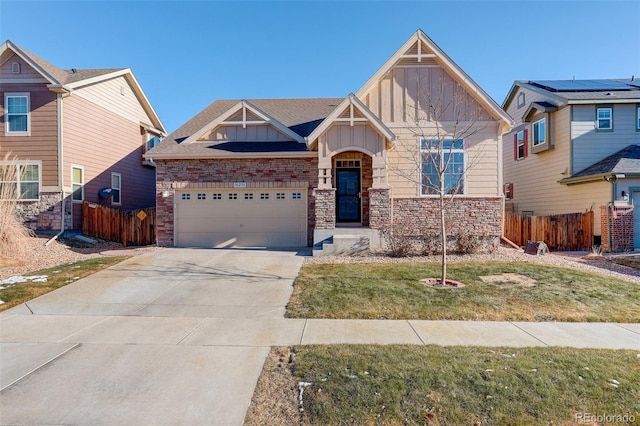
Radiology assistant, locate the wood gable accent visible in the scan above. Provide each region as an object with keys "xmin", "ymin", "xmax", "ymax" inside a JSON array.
[
  {"xmin": 355, "ymin": 29, "xmax": 513, "ymax": 131},
  {"xmin": 305, "ymin": 94, "xmax": 395, "ymax": 151},
  {"xmin": 183, "ymin": 100, "xmax": 305, "ymax": 144}
]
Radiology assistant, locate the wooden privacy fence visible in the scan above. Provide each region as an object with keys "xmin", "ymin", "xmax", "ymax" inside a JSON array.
[
  {"xmin": 504, "ymin": 211, "xmax": 594, "ymax": 251},
  {"xmin": 82, "ymin": 201, "xmax": 156, "ymax": 246}
]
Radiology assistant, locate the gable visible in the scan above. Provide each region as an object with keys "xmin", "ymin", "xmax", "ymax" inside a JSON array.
[
  {"xmin": 356, "ymin": 31, "xmax": 512, "ymax": 129},
  {"xmin": 182, "ymin": 100, "xmax": 305, "ymax": 145},
  {"xmin": 0, "ymin": 53, "xmax": 48, "ymax": 82}
]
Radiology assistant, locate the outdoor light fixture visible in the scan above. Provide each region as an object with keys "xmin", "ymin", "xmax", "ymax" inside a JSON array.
[{"xmin": 621, "ymin": 191, "xmax": 629, "ymax": 202}]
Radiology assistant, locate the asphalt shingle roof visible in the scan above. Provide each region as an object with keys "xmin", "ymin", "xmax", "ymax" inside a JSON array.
[
  {"xmin": 149, "ymin": 98, "xmax": 344, "ymax": 157},
  {"xmin": 571, "ymin": 145, "xmax": 640, "ymax": 178}
]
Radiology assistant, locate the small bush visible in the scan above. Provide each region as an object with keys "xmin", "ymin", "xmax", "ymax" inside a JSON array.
[
  {"xmin": 455, "ymin": 232, "xmax": 480, "ymax": 254},
  {"xmin": 420, "ymin": 233, "xmax": 440, "ymax": 256},
  {"xmin": 380, "ymin": 222, "xmax": 414, "ymax": 257}
]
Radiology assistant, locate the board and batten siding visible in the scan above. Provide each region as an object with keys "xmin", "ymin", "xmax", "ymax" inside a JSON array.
[
  {"xmin": 387, "ymin": 125, "xmax": 501, "ymax": 197},
  {"xmin": 571, "ymin": 104, "xmax": 639, "ymax": 174},
  {"xmin": 72, "ymin": 75, "xmax": 152, "ymax": 128},
  {"xmin": 363, "ymin": 65, "xmax": 492, "ymax": 124},
  {"xmin": 63, "ymin": 94, "xmax": 155, "ymax": 228},
  {"xmin": 205, "ymin": 124, "xmax": 293, "ymax": 142},
  {"xmin": 322, "ymin": 123, "xmax": 386, "ymax": 155},
  {"xmin": 503, "ymin": 105, "xmax": 608, "ymax": 235},
  {"xmin": 0, "ymin": 82, "xmax": 59, "ymax": 187}
]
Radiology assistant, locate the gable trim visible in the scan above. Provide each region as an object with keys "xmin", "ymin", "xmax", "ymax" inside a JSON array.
[
  {"xmin": 0, "ymin": 41, "xmax": 60, "ymax": 84},
  {"xmin": 305, "ymin": 93, "xmax": 396, "ymax": 150},
  {"xmin": 181, "ymin": 100, "xmax": 305, "ymax": 145},
  {"xmin": 355, "ymin": 29, "xmax": 513, "ymax": 130}
]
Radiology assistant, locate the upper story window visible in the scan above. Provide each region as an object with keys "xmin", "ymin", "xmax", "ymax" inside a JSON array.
[
  {"xmin": 532, "ymin": 118, "xmax": 546, "ymax": 146},
  {"xmin": 146, "ymin": 134, "xmax": 160, "ymax": 151},
  {"xmin": 596, "ymin": 107, "xmax": 612, "ymax": 130},
  {"xmin": 420, "ymin": 138, "xmax": 465, "ymax": 196},
  {"xmin": 636, "ymin": 106, "xmax": 640, "ymax": 130},
  {"xmin": 5, "ymin": 93, "xmax": 30, "ymax": 136},
  {"xmin": 516, "ymin": 92, "xmax": 526, "ymax": 109},
  {"xmin": 515, "ymin": 129, "xmax": 528, "ymax": 160},
  {"xmin": 0, "ymin": 161, "xmax": 40, "ymax": 200}
]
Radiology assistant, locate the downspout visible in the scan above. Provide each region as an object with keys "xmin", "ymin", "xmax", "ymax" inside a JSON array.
[{"xmin": 45, "ymin": 91, "xmax": 68, "ymax": 246}]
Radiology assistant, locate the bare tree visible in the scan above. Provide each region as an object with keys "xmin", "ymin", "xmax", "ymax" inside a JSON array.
[{"xmin": 388, "ymin": 77, "xmax": 490, "ymax": 285}]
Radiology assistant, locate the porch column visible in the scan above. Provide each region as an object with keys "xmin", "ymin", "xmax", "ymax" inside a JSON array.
[
  {"xmin": 317, "ymin": 157, "xmax": 332, "ymax": 189},
  {"xmin": 313, "ymin": 188, "xmax": 336, "ymax": 229},
  {"xmin": 371, "ymin": 152, "xmax": 388, "ymax": 188},
  {"xmin": 369, "ymin": 188, "xmax": 391, "ymax": 229}
]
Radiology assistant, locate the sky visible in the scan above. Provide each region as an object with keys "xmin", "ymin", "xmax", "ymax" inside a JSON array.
[{"xmin": 1, "ymin": 0, "xmax": 639, "ymax": 134}]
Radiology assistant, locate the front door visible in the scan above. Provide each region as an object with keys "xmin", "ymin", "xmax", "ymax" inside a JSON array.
[{"xmin": 336, "ymin": 168, "xmax": 361, "ymax": 222}]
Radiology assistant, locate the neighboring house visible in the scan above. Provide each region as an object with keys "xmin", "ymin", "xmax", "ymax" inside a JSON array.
[
  {"xmin": 502, "ymin": 79, "xmax": 640, "ymax": 250},
  {"xmin": 0, "ymin": 40, "xmax": 166, "ymax": 232},
  {"xmin": 146, "ymin": 29, "xmax": 512, "ymax": 252}
]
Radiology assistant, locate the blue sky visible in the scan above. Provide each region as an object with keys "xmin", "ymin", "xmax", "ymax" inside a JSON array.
[{"xmin": 1, "ymin": 1, "xmax": 638, "ymax": 134}]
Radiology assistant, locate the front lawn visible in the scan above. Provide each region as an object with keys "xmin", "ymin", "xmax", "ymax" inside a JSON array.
[
  {"xmin": 0, "ymin": 256, "xmax": 129, "ymax": 311},
  {"xmin": 287, "ymin": 262, "xmax": 640, "ymax": 322},
  {"xmin": 245, "ymin": 345, "xmax": 640, "ymax": 426}
]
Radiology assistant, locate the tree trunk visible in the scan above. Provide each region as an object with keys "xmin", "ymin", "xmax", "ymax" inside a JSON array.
[{"xmin": 439, "ymin": 193, "xmax": 447, "ymax": 285}]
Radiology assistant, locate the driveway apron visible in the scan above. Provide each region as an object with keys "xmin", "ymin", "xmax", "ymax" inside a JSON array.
[{"xmin": 0, "ymin": 248, "xmax": 304, "ymax": 425}]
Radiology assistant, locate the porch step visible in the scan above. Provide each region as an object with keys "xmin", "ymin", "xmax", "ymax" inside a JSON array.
[
  {"xmin": 313, "ymin": 227, "xmax": 384, "ymax": 257},
  {"xmin": 313, "ymin": 234, "xmax": 370, "ymax": 257}
]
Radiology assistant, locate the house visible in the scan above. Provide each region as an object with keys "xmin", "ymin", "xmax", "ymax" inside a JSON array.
[
  {"xmin": 0, "ymin": 40, "xmax": 166, "ymax": 232},
  {"xmin": 502, "ymin": 79, "xmax": 640, "ymax": 251},
  {"xmin": 145, "ymin": 30, "xmax": 512, "ymax": 252}
]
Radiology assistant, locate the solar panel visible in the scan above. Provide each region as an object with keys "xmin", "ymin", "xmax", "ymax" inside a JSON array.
[{"xmin": 529, "ymin": 80, "xmax": 632, "ymax": 92}]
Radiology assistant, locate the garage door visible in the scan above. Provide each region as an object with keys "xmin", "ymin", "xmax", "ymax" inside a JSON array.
[{"xmin": 175, "ymin": 188, "xmax": 307, "ymax": 248}]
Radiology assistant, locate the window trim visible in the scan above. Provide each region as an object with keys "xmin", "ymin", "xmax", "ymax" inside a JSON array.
[
  {"xmin": 0, "ymin": 160, "xmax": 41, "ymax": 201},
  {"xmin": 636, "ymin": 105, "xmax": 640, "ymax": 131},
  {"xmin": 111, "ymin": 172, "xmax": 121, "ymax": 205},
  {"xmin": 71, "ymin": 165, "xmax": 84, "ymax": 203},
  {"xmin": 515, "ymin": 129, "xmax": 528, "ymax": 160},
  {"xmin": 596, "ymin": 106, "xmax": 613, "ymax": 131},
  {"xmin": 419, "ymin": 137, "xmax": 466, "ymax": 197},
  {"xmin": 532, "ymin": 118, "xmax": 546, "ymax": 147},
  {"xmin": 4, "ymin": 92, "xmax": 30, "ymax": 136}
]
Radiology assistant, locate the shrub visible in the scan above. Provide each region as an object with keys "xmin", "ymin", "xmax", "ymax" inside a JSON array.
[
  {"xmin": 419, "ymin": 232, "xmax": 440, "ymax": 256},
  {"xmin": 380, "ymin": 221, "xmax": 414, "ymax": 257},
  {"xmin": 0, "ymin": 148, "xmax": 35, "ymax": 260},
  {"xmin": 455, "ymin": 232, "xmax": 480, "ymax": 254}
]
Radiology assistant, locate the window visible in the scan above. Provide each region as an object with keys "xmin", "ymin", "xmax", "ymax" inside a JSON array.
[
  {"xmin": 5, "ymin": 93, "xmax": 30, "ymax": 135},
  {"xmin": 111, "ymin": 173, "xmax": 121, "ymax": 205},
  {"xmin": 212, "ymin": 193, "xmax": 222, "ymax": 200},
  {"xmin": 636, "ymin": 106, "xmax": 640, "ymax": 130},
  {"xmin": 504, "ymin": 183, "xmax": 513, "ymax": 200},
  {"xmin": 228, "ymin": 193, "xmax": 237, "ymax": 200},
  {"xmin": 516, "ymin": 92, "xmax": 526, "ymax": 109},
  {"xmin": 146, "ymin": 134, "xmax": 160, "ymax": 151},
  {"xmin": 514, "ymin": 130, "xmax": 528, "ymax": 160},
  {"xmin": 532, "ymin": 118, "xmax": 546, "ymax": 146},
  {"xmin": 420, "ymin": 138, "xmax": 465, "ymax": 195},
  {"xmin": 244, "ymin": 193, "xmax": 254, "ymax": 200},
  {"xmin": 0, "ymin": 162, "xmax": 40, "ymax": 200},
  {"xmin": 181, "ymin": 193, "xmax": 191, "ymax": 200},
  {"xmin": 596, "ymin": 107, "xmax": 612, "ymax": 130},
  {"xmin": 260, "ymin": 193, "xmax": 269, "ymax": 200},
  {"xmin": 11, "ymin": 62, "xmax": 20, "ymax": 74},
  {"xmin": 276, "ymin": 193, "xmax": 285, "ymax": 200},
  {"xmin": 292, "ymin": 192, "xmax": 302, "ymax": 199},
  {"xmin": 71, "ymin": 166, "xmax": 84, "ymax": 202},
  {"xmin": 197, "ymin": 193, "xmax": 206, "ymax": 200}
]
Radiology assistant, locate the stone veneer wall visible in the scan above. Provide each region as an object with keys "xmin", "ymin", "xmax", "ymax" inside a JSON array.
[
  {"xmin": 392, "ymin": 197, "xmax": 503, "ymax": 237},
  {"xmin": 600, "ymin": 205, "xmax": 634, "ymax": 251},
  {"xmin": 369, "ymin": 188, "xmax": 391, "ymax": 229},
  {"xmin": 14, "ymin": 192, "xmax": 71, "ymax": 231},
  {"xmin": 155, "ymin": 158, "xmax": 318, "ymax": 246},
  {"xmin": 313, "ymin": 189, "xmax": 335, "ymax": 229}
]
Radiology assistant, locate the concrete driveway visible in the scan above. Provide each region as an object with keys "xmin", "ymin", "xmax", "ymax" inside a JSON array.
[{"xmin": 0, "ymin": 248, "xmax": 305, "ymax": 425}]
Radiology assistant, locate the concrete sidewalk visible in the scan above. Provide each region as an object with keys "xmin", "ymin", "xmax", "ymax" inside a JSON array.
[{"xmin": 0, "ymin": 248, "xmax": 638, "ymax": 425}]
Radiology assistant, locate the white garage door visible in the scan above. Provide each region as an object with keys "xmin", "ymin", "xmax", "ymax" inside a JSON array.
[{"xmin": 175, "ymin": 188, "xmax": 307, "ymax": 248}]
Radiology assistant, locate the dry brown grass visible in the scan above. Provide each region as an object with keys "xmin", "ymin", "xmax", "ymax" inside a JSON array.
[
  {"xmin": 0, "ymin": 148, "xmax": 36, "ymax": 261},
  {"xmin": 244, "ymin": 347, "xmax": 300, "ymax": 426}
]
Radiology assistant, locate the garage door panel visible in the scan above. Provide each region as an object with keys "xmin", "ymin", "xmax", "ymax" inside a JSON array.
[{"xmin": 175, "ymin": 189, "xmax": 307, "ymax": 248}]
